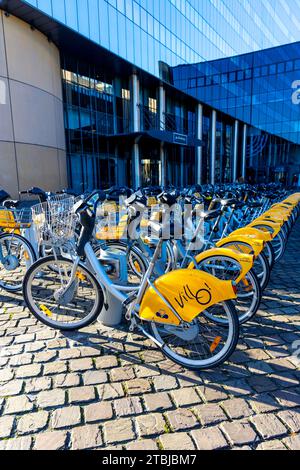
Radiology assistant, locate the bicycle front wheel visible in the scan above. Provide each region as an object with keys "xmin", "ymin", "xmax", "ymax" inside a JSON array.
[
  {"xmin": 0, "ymin": 232, "xmax": 36, "ymax": 292},
  {"xmin": 149, "ymin": 301, "xmax": 239, "ymax": 370},
  {"xmin": 23, "ymin": 256, "xmax": 104, "ymax": 330}
]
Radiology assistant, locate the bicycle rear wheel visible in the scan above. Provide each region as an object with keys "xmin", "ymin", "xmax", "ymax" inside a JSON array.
[
  {"xmin": 149, "ymin": 300, "xmax": 239, "ymax": 369},
  {"xmin": 23, "ymin": 256, "xmax": 104, "ymax": 330},
  {"xmin": 195, "ymin": 256, "xmax": 261, "ymax": 324}
]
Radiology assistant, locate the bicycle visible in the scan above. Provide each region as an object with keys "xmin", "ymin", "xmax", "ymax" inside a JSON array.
[
  {"xmin": 23, "ymin": 191, "xmax": 240, "ymax": 370},
  {"xmin": 98, "ymin": 190, "xmax": 261, "ymax": 325}
]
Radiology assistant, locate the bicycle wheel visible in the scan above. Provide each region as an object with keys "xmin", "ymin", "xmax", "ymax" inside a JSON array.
[
  {"xmin": 264, "ymin": 242, "xmax": 275, "ymax": 270},
  {"xmin": 0, "ymin": 232, "xmax": 36, "ymax": 292},
  {"xmin": 220, "ymin": 241, "xmax": 270, "ymax": 290},
  {"xmin": 23, "ymin": 256, "xmax": 104, "ymax": 330},
  {"xmin": 252, "ymin": 223, "xmax": 286, "ymax": 262},
  {"xmin": 196, "ymin": 255, "xmax": 261, "ymax": 324},
  {"xmin": 253, "ymin": 252, "xmax": 271, "ymax": 290},
  {"xmin": 271, "ymin": 231, "xmax": 286, "ymax": 262},
  {"xmin": 149, "ymin": 300, "xmax": 239, "ymax": 369}
]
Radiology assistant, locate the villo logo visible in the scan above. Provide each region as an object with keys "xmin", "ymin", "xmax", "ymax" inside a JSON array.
[{"xmin": 292, "ymin": 80, "xmax": 300, "ymax": 104}]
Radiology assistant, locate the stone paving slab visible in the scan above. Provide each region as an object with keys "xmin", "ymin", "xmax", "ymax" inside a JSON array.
[{"xmin": 0, "ymin": 221, "xmax": 299, "ymax": 450}]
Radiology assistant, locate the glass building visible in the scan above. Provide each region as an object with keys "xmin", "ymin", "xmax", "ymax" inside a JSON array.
[
  {"xmin": 172, "ymin": 43, "xmax": 300, "ymax": 144},
  {"xmin": 13, "ymin": 0, "xmax": 300, "ymax": 78},
  {"xmin": 172, "ymin": 42, "xmax": 300, "ymax": 183},
  {"xmin": 1, "ymin": 0, "xmax": 300, "ymax": 193}
]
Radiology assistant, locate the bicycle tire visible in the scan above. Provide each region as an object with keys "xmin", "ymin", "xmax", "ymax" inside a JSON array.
[
  {"xmin": 23, "ymin": 255, "xmax": 104, "ymax": 331},
  {"xmin": 0, "ymin": 232, "xmax": 36, "ymax": 292},
  {"xmin": 149, "ymin": 300, "xmax": 239, "ymax": 370}
]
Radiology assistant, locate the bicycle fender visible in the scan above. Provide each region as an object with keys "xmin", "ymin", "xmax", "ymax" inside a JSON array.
[
  {"xmin": 271, "ymin": 204, "xmax": 293, "ymax": 213},
  {"xmin": 216, "ymin": 235, "xmax": 264, "ymax": 257},
  {"xmin": 139, "ymin": 270, "xmax": 237, "ymax": 325},
  {"xmin": 232, "ymin": 227, "xmax": 272, "ymax": 242},
  {"xmin": 187, "ymin": 248, "xmax": 253, "ymax": 284},
  {"xmin": 249, "ymin": 220, "xmax": 281, "ymax": 237}
]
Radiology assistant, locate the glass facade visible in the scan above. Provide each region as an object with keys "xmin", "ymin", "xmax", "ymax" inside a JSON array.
[
  {"xmin": 61, "ymin": 53, "xmax": 200, "ymax": 190},
  {"xmin": 22, "ymin": 0, "xmax": 300, "ymax": 79},
  {"xmin": 61, "ymin": 59, "xmax": 134, "ymax": 192},
  {"xmin": 173, "ymin": 42, "xmax": 300, "ymax": 144},
  {"xmin": 10, "ymin": 0, "xmax": 300, "ymax": 188}
]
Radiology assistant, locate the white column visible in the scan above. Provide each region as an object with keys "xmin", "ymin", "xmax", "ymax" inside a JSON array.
[
  {"xmin": 210, "ymin": 110, "xmax": 217, "ymax": 184},
  {"xmin": 131, "ymin": 74, "xmax": 140, "ymax": 133},
  {"xmin": 233, "ymin": 120, "xmax": 239, "ymax": 182},
  {"xmin": 196, "ymin": 103, "xmax": 203, "ymax": 184},
  {"xmin": 160, "ymin": 142, "xmax": 166, "ymax": 187},
  {"xmin": 159, "ymin": 84, "xmax": 166, "ymax": 130},
  {"xmin": 131, "ymin": 74, "xmax": 141, "ymax": 188},
  {"xmin": 242, "ymin": 124, "xmax": 247, "ymax": 179},
  {"xmin": 133, "ymin": 143, "xmax": 140, "ymax": 189}
]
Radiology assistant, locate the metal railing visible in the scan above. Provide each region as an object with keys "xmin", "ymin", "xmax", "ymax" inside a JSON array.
[{"xmin": 139, "ymin": 105, "xmax": 196, "ymax": 137}]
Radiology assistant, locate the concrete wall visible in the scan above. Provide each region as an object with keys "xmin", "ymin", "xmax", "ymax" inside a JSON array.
[{"xmin": 0, "ymin": 11, "xmax": 67, "ymax": 198}]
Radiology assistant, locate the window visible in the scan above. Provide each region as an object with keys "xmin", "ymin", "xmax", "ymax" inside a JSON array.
[
  {"xmin": 295, "ymin": 60, "xmax": 300, "ymax": 70},
  {"xmin": 261, "ymin": 66, "xmax": 268, "ymax": 76},
  {"xmin": 148, "ymin": 97, "xmax": 157, "ymax": 113},
  {"xmin": 197, "ymin": 76, "xmax": 205, "ymax": 87},
  {"xmin": 188, "ymin": 78, "xmax": 197, "ymax": 88},
  {"xmin": 122, "ymin": 89, "xmax": 130, "ymax": 100},
  {"xmin": 213, "ymin": 74, "xmax": 221, "ymax": 84}
]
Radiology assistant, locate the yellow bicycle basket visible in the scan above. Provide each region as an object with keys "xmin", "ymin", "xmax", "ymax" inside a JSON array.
[{"xmin": 0, "ymin": 209, "xmax": 20, "ymax": 230}]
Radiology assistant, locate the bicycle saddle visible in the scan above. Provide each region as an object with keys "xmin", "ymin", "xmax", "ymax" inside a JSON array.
[
  {"xmin": 107, "ymin": 186, "xmax": 133, "ymax": 201},
  {"xmin": 125, "ymin": 191, "xmax": 147, "ymax": 208},
  {"xmin": 157, "ymin": 191, "xmax": 178, "ymax": 206},
  {"xmin": 3, "ymin": 199, "xmax": 20, "ymax": 209}
]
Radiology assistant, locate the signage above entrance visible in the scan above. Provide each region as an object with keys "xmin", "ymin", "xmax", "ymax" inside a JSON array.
[{"xmin": 173, "ymin": 133, "xmax": 188, "ymax": 145}]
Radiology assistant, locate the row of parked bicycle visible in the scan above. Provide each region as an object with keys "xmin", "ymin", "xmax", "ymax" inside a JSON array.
[{"xmin": 0, "ymin": 183, "xmax": 299, "ymax": 370}]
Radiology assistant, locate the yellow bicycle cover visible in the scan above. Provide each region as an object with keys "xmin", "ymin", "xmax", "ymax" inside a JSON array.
[
  {"xmin": 216, "ymin": 235, "xmax": 265, "ymax": 257},
  {"xmin": 232, "ymin": 227, "xmax": 272, "ymax": 242},
  {"xmin": 263, "ymin": 213, "xmax": 289, "ymax": 223},
  {"xmin": 187, "ymin": 247, "xmax": 253, "ymax": 284},
  {"xmin": 0, "ymin": 210, "xmax": 20, "ymax": 229},
  {"xmin": 139, "ymin": 270, "xmax": 236, "ymax": 325},
  {"xmin": 249, "ymin": 220, "xmax": 282, "ymax": 237}
]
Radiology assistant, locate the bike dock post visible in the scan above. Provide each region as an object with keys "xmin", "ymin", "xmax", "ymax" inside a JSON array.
[{"xmin": 96, "ymin": 249, "xmax": 128, "ymax": 326}]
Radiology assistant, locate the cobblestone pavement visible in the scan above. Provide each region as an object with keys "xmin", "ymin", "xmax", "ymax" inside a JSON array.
[{"xmin": 0, "ymin": 222, "xmax": 299, "ymax": 450}]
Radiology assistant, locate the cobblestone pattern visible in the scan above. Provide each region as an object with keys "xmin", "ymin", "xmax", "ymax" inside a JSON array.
[{"xmin": 0, "ymin": 221, "xmax": 299, "ymax": 450}]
